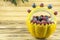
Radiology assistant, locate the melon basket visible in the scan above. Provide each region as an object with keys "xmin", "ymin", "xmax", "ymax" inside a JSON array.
[{"xmin": 26, "ymin": 3, "xmax": 58, "ymax": 38}]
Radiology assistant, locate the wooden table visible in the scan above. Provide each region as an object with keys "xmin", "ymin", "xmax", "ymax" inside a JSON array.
[
  {"xmin": 0, "ymin": 23, "xmax": 59, "ymax": 40},
  {"xmin": 0, "ymin": 0, "xmax": 59, "ymax": 40}
]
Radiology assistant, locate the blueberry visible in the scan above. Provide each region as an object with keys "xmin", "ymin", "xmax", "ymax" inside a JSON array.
[
  {"xmin": 48, "ymin": 4, "xmax": 52, "ymax": 9},
  {"xmin": 45, "ymin": 16, "xmax": 48, "ymax": 18},
  {"xmin": 33, "ymin": 17, "xmax": 37, "ymax": 21},
  {"xmin": 35, "ymin": 16, "xmax": 39, "ymax": 20},
  {"xmin": 38, "ymin": 16, "xmax": 42, "ymax": 21},
  {"xmin": 32, "ymin": 3, "xmax": 36, "ymax": 8},
  {"xmin": 45, "ymin": 15, "xmax": 49, "ymax": 21},
  {"xmin": 38, "ymin": 16, "xmax": 41, "ymax": 20}
]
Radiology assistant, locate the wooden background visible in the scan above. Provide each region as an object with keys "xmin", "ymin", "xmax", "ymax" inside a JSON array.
[{"xmin": 0, "ymin": 0, "xmax": 60, "ymax": 40}]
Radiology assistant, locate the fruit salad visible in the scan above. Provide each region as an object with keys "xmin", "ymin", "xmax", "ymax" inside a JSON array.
[
  {"xmin": 26, "ymin": 3, "xmax": 58, "ymax": 38},
  {"xmin": 31, "ymin": 15, "xmax": 54, "ymax": 25}
]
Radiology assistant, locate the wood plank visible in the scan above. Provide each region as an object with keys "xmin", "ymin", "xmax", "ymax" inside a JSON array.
[{"xmin": 0, "ymin": 24, "xmax": 59, "ymax": 40}]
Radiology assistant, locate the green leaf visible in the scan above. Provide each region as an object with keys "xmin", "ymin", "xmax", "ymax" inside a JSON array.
[
  {"xmin": 4, "ymin": 0, "xmax": 29, "ymax": 6},
  {"xmin": 22, "ymin": 0, "xmax": 29, "ymax": 3},
  {"xmin": 22, "ymin": 0, "xmax": 24, "ymax": 3},
  {"xmin": 11, "ymin": 0, "xmax": 17, "ymax": 6}
]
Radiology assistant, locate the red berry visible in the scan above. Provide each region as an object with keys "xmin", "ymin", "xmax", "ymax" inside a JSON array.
[
  {"xmin": 40, "ymin": 3, "xmax": 44, "ymax": 7},
  {"xmin": 40, "ymin": 22, "xmax": 42, "ymax": 25},
  {"xmin": 44, "ymin": 22, "xmax": 47, "ymax": 25},
  {"xmin": 32, "ymin": 20, "xmax": 37, "ymax": 24},
  {"xmin": 54, "ymin": 11, "xmax": 58, "ymax": 15},
  {"xmin": 41, "ymin": 20, "xmax": 47, "ymax": 25},
  {"xmin": 27, "ymin": 9, "xmax": 31, "ymax": 13},
  {"xmin": 31, "ymin": 20, "xmax": 36, "ymax": 24},
  {"xmin": 42, "ymin": 17, "xmax": 46, "ymax": 20},
  {"xmin": 36, "ymin": 21, "xmax": 40, "ymax": 24}
]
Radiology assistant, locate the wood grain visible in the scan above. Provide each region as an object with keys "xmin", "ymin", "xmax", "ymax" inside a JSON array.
[
  {"xmin": 0, "ymin": 24, "xmax": 59, "ymax": 40},
  {"xmin": 0, "ymin": 0, "xmax": 59, "ymax": 40}
]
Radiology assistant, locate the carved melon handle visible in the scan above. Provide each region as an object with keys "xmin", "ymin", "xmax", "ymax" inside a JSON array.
[{"xmin": 26, "ymin": 7, "xmax": 57, "ymax": 25}]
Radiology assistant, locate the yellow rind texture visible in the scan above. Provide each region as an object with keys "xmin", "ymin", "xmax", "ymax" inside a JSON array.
[
  {"xmin": 45, "ymin": 24, "xmax": 56, "ymax": 38},
  {"xmin": 28, "ymin": 23, "xmax": 56, "ymax": 38},
  {"xmin": 26, "ymin": 6, "xmax": 57, "ymax": 38}
]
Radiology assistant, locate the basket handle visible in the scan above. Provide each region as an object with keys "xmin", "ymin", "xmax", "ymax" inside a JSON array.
[{"xmin": 26, "ymin": 7, "xmax": 57, "ymax": 24}]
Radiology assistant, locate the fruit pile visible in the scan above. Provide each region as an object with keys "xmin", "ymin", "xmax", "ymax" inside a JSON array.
[{"xmin": 31, "ymin": 15, "xmax": 54, "ymax": 25}]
